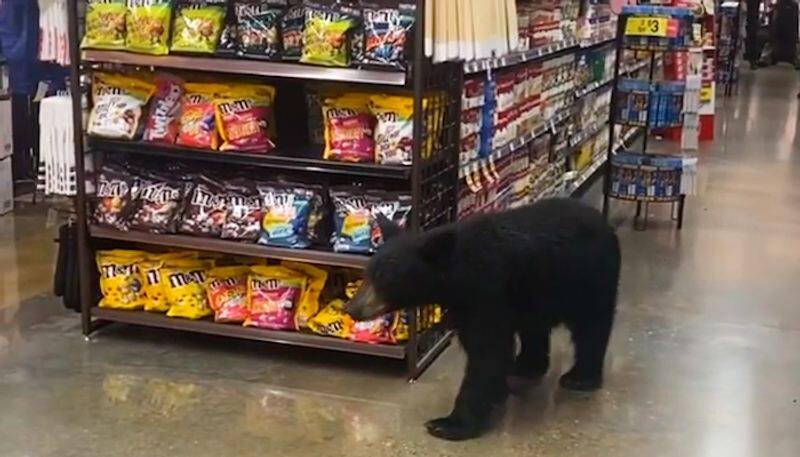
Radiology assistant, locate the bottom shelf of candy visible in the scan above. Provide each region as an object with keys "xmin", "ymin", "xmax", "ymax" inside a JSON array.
[
  {"xmin": 608, "ymin": 151, "xmax": 684, "ymax": 202},
  {"xmin": 92, "ymin": 248, "xmax": 445, "ymax": 357}
]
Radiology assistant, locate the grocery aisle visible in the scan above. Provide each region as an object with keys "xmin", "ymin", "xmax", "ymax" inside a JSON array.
[{"xmin": 1, "ymin": 68, "xmax": 799, "ymax": 456}]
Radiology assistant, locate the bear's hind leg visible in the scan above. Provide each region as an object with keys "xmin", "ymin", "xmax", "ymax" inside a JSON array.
[
  {"xmin": 426, "ymin": 315, "xmax": 513, "ymax": 441},
  {"xmin": 559, "ymin": 302, "xmax": 615, "ymax": 392},
  {"xmin": 513, "ymin": 318, "xmax": 551, "ymax": 379}
]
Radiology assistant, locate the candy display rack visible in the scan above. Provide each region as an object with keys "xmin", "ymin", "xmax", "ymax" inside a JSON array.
[
  {"xmin": 602, "ymin": 5, "xmax": 695, "ymax": 230},
  {"xmin": 67, "ymin": 0, "xmax": 460, "ymax": 380}
]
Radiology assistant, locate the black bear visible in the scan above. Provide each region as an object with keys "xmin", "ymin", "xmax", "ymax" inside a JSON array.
[{"xmin": 346, "ymin": 198, "xmax": 620, "ymax": 441}]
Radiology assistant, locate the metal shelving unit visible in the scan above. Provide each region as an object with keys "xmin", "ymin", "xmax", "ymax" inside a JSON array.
[{"xmin": 68, "ymin": 0, "xmax": 460, "ymax": 380}]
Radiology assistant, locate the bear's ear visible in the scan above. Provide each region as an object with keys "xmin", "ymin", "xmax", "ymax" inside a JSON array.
[
  {"xmin": 376, "ymin": 213, "xmax": 403, "ymax": 241},
  {"xmin": 419, "ymin": 229, "xmax": 456, "ymax": 265}
]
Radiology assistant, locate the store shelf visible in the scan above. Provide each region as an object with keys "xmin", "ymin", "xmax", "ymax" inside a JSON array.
[
  {"xmin": 82, "ymin": 50, "xmax": 408, "ymax": 86},
  {"xmin": 579, "ymin": 34, "xmax": 616, "ymax": 49},
  {"xmin": 574, "ymin": 60, "xmax": 651, "ymax": 100},
  {"xmin": 569, "ymin": 127, "xmax": 645, "ymax": 196},
  {"xmin": 90, "ymin": 138, "xmax": 412, "ymax": 180},
  {"xmin": 89, "ymin": 226, "xmax": 371, "ymax": 269},
  {"xmin": 458, "ymin": 108, "xmax": 573, "ymax": 178},
  {"xmin": 463, "ymin": 38, "xmax": 579, "ymax": 74},
  {"xmin": 569, "ymin": 120, "xmax": 609, "ymax": 148},
  {"xmin": 91, "ymin": 308, "xmax": 407, "ymax": 359}
]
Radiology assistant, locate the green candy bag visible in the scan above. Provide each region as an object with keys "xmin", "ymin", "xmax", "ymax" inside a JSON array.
[
  {"xmin": 171, "ymin": 1, "xmax": 226, "ymax": 53},
  {"xmin": 82, "ymin": 0, "xmax": 128, "ymax": 50},
  {"xmin": 126, "ymin": 0, "xmax": 174, "ymax": 55},
  {"xmin": 300, "ymin": 6, "xmax": 356, "ymax": 67}
]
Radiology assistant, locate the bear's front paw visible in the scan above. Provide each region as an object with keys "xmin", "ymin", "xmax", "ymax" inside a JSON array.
[
  {"xmin": 425, "ymin": 416, "xmax": 486, "ymax": 441},
  {"xmin": 559, "ymin": 368, "xmax": 602, "ymax": 391}
]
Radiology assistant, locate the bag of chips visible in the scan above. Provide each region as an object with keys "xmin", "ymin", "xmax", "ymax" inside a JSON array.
[
  {"xmin": 215, "ymin": 84, "xmax": 276, "ymax": 152},
  {"xmin": 323, "ymin": 94, "xmax": 375, "ymax": 163},
  {"xmin": 370, "ymin": 95, "xmax": 414, "ymax": 165},
  {"xmin": 205, "ymin": 266, "xmax": 250, "ymax": 323},
  {"xmin": 171, "ymin": 0, "xmax": 227, "ymax": 53},
  {"xmin": 82, "ymin": 0, "xmax": 127, "ymax": 50},
  {"xmin": 164, "ymin": 260, "xmax": 215, "ymax": 319},
  {"xmin": 179, "ymin": 175, "xmax": 228, "ymax": 237},
  {"xmin": 281, "ymin": 261, "xmax": 328, "ymax": 330},
  {"xmin": 93, "ymin": 164, "xmax": 139, "ymax": 230},
  {"xmin": 234, "ymin": 0, "xmax": 286, "ymax": 60},
  {"xmin": 126, "ymin": 0, "xmax": 174, "ymax": 55},
  {"xmin": 256, "ymin": 184, "xmax": 320, "ymax": 249},
  {"xmin": 128, "ymin": 172, "xmax": 190, "ymax": 234},
  {"xmin": 281, "ymin": 4, "xmax": 305, "ymax": 60},
  {"xmin": 143, "ymin": 73, "xmax": 185, "ymax": 144},
  {"xmin": 176, "ymin": 83, "xmax": 225, "ymax": 149},
  {"xmin": 331, "ymin": 189, "xmax": 411, "ymax": 253},
  {"xmin": 245, "ymin": 266, "xmax": 307, "ymax": 330},
  {"xmin": 307, "ymin": 299, "xmax": 353, "ymax": 339},
  {"xmin": 139, "ymin": 253, "xmax": 199, "ymax": 312},
  {"xmin": 97, "ymin": 250, "xmax": 147, "ymax": 310},
  {"xmin": 222, "ymin": 179, "xmax": 262, "ymax": 241},
  {"xmin": 300, "ymin": 6, "xmax": 357, "ymax": 67},
  {"xmin": 88, "ymin": 73, "xmax": 155, "ymax": 140},
  {"xmin": 360, "ymin": 4, "xmax": 415, "ymax": 68}
]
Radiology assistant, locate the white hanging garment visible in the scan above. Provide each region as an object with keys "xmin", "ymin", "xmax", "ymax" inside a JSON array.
[
  {"xmin": 39, "ymin": 93, "xmax": 77, "ymax": 196},
  {"xmin": 38, "ymin": 0, "xmax": 70, "ymax": 66}
]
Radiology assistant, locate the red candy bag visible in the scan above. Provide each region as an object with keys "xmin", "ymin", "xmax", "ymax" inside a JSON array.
[
  {"xmin": 176, "ymin": 83, "xmax": 224, "ymax": 150},
  {"xmin": 206, "ymin": 266, "xmax": 250, "ymax": 323},
  {"xmin": 245, "ymin": 266, "xmax": 306, "ymax": 330},
  {"xmin": 215, "ymin": 84, "xmax": 276, "ymax": 153},
  {"xmin": 323, "ymin": 94, "xmax": 376, "ymax": 163},
  {"xmin": 143, "ymin": 73, "xmax": 184, "ymax": 144}
]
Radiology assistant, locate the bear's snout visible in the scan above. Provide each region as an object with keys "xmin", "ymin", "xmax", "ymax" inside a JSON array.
[{"xmin": 345, "ymin": 282, "xmax": 391, "ymax": 321}]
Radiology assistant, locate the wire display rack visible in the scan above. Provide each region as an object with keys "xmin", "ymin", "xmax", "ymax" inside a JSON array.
[{"xmin": 66, "ymin": 0, "xmax": 459, "ymax": 380}]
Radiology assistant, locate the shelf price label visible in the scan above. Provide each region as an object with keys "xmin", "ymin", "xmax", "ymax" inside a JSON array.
[{"xmin": 625, "ymin": 16, "xmax": 676, "ymax": 38}]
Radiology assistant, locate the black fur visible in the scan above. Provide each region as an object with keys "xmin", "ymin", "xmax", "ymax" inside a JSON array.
[{"xmin": 346, "ymin": 199, "xmax": 620, "ymax": 441}]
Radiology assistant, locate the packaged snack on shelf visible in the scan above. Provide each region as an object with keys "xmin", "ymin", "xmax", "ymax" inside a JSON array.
[
  {"xmin": 176, "ymin": 83, "xmax": 225, "ymax": 149},
  {"xmin": 164, "ymin": 260, "xmax": 215, "ymax": 319},
  {"xmin": 88, "ymin": 73, "xmax": 155, "ymax": 140},
  {"xmin": 128, "ymin": 172, "xmax": 191, "ymax": 234},
  {"xmin": 300, "ymin": 5, "xmax": 357, "ymax": 67},
  {"xmin": 171, "ymin": 0, "xmax": 227, "ymax": 53},
  {"xmin": 392, "ymin": 311, "xmax": 409, "ymax": 342},
  {"xmin": 245, "ymin": 265, "xmax": 307, "ymax": 330},
  {"xmin": 217, "ymin": 1, "xmax": 239, "ymax": 55},
  {"xmin": 93, "ymin": 164, "xmax": 139, "ymax": 230},
  {"xmin": 82, "ymin": 0, "xmax": 127, "ymax": 50},
  {"xmin": 331, "ymin": 189, "xmax": 411, "ymax": 253},
  {"xmin": 360, "ymin": 4, "xmax": 415, "ymax": 68},
  {"xmin": 281, "ymin": 4, "xmax": 306, "ymax": 60},
  {"xmin": 369, "ymin": 95, "xmax": 414, "ymax": 165},
  {"xmin": 345, "ymin": 279, "xmax": 394, "ymax": 344},
  {"xmin": 215, "ymin": 84, "xmax": 276, "ymax": 152},
  {"xmin": 179, "ymin": 175, "xmax": 228, "ymax": 237},
  {"xmin": 323, "ymin": 94, "xmax": 375, "ymax": 163},
  {"xmin": 222, "ymin": 179, "xmax": 262, "ymax": 241},
  {"xmin": 97, "ymin": 250, "xmax": 147, "ymax": 310},
  {"xmin": 139, "ymin": 253, "xmax": 199, "ymax": 312},
  {"xmin": 307, "ymin": 299, "xmax": 353, "ymax": 338},
  {"xmin": 205, "ymin": 266, "xmax": 250, "ymax": 323},
  {"xmin": 256, "ymin": 184, "xmax": 319, "ymax": 249},
  {"xmin": 281, "ymin": 261, "xmax": 328, "ymax": 330},
  {"xmin": 125, "ymin": 0, "xmax": 174, "ymax": 55},
  {"xmin": 143, "ymin": 73, "xmax": 185, "ymax": 144},
  {"xmin": 234, "ymin": 0, "xmax": 287, "ymax": 60},
  {"xmin": 306, "ymin": 187, "xmax": 332, "ymax": 246}
]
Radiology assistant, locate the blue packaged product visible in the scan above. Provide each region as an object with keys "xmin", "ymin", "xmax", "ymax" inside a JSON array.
[
  {"xmin": 256, "ymin": 184, "xmax": 319, "ymax": 248},
  {"xmin": 331, "ymin": 189, "xmax": 411, "ymax": 254}
]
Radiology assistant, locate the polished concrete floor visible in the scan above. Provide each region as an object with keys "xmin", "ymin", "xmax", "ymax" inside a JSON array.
[{"xmin": 2, "ymin": 67, "xmax": 800, "ymax": 457}]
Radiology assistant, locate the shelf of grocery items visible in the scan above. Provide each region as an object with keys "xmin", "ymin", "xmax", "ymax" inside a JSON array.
[
  {"xmin": 463, "ymin": 38, "xmax": 580, "ymax": 74},
  {"xmin": 90, "ymin": 138, "xmax": 412, "ymax": 180},
  {"xmin": 569, "ymin": 127, "xmax": 645, "ymax": 195},
  {"xmin": 89, "ymin": 225, "xmax": 371, "ymax": 270},
  {"xmin": 574, "ymin": 59, "xmax": 651, "ymax": 99},
  {"xmin": 458, "ymin": 108, "xmax": 573, "ymax": 178},
  {"xmin": 91, "ymin": 308, "xmax": 407, "ymax": 358},
  {"xmin": 569, "ymin": 120, "xmax": 609, "ymax": 149},
  {"xmin": 579, "ymin": 34, "xmax": 616, "ymax": 50},
  {"xmin": 82, "ymin": 50, "xmax": 408, "ymax": 86}
]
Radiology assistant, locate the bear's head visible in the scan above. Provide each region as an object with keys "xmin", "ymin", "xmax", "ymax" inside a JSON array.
[{"xmin": 345, "ymin": 215, "xmax": 455, "ymax": 321}]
